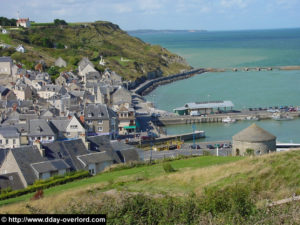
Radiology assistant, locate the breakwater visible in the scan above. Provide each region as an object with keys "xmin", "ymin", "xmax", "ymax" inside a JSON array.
[{"xmin": 134, "ymin": 68, "xmax": 206, "ymax": 96}]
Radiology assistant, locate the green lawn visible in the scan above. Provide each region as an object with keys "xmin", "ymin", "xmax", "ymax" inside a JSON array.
[
  {"xmin": 0, "ymin": 33, "xmax": 12, "ymax": 44},
  {"xmin": 0, "ymin": 156, "xmax": 242, "ymax": 207}
]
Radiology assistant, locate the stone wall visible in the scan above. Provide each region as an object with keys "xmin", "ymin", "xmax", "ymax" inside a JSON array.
[{"xmin": 232, "ymin": 140, "xmax": 276, "ymax": 156}]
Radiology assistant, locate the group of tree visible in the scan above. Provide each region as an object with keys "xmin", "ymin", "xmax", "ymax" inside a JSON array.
[
  {"xmin": 0, "ymin": 17, "xmax": 16, "ymax": 26},
  {"xmin": 54, "ymin": 19, "xmax": 68, "ymax": 26}
]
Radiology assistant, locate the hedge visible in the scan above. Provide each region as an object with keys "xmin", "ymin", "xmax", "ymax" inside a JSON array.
[{"xmin": 0, "ymin": 170, "xmax": 91, "ymax": 201}]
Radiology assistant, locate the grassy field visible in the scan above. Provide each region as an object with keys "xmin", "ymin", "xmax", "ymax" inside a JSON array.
[
  {"xmin": 1, "ymin": 150, "xmax": 300, "ymax": 220},
  {"xmin": 0, "ymin": 156, "xmax": 241, "ymax": 208}
]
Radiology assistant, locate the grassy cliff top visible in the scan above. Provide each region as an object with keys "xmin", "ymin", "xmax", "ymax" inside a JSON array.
[{"xmin": 0, "ymin": 21, "xmax": 192, "ymax": 80}]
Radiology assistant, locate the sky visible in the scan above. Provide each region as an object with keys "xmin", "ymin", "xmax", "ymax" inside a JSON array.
[{"xmin": 0, "ymin": 0, "xmax": 300, "ymax": 31}]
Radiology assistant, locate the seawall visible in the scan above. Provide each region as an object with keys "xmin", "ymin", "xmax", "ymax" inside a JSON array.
[{"xmin": 134, "ymin": 68, "xmax": 206, "ymax": 96}]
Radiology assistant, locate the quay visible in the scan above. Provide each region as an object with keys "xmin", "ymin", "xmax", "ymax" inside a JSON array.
[
  {"xmin": 156, "ymin": 110, "xmax": 300, "ymax": 126},
  {"xmin": 127, "ymin": 130, "xmax": 205, "ymax": 146},
  {"xmin": 206, "ymin": 65, "xmax": 300, "ymax": 72}
]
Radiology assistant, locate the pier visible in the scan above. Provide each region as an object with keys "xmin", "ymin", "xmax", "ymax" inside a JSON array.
[
  {"xmin": 156, "ymin": 110, "xmax": 300, "ymax": 126},
  {"xmin": 206, "ymin": 65, "xmax": 300, "ymax": 72}
]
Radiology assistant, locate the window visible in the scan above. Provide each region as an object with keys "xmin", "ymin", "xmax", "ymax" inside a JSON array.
[
  {"xmin": 5, "ymin": 139, "xmax": 8, "ymax": 145},
  {"xmin": 236, "ymin": 149, "xmax": 240, "ymax": 156},
  {"xmin": 13, "ymin": 139, "xmax": 16, "ymax": 144},
  {"xmin": 67, "ymin": 132, "xmax": 71, "ymax": 136},
  {"xmin": 0, "ymin": 140, "xmax": 2, "ymax": 144},
  {"xmin": 89, "ymin": 168, "xmax": 95, "ymax": 175},
  {"xmin": 88, "ymin": 113, "xmax": 92, "ymax": 117},
  {"xmin": 70, "ymin": 125, "xmax": 78, "ymax": 129},
  {"xmin": 98, "ymin": 120, "xmax": 103, "ymax": 124},
  {"xmin": 98, "ymin": 127, "xmax": 103, "ymax": 132}
]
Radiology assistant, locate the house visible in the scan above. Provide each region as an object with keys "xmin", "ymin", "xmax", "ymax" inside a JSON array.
[
  {"xmin": 0, "ymin": 172, "xmax": 25, "ymax": 191},
  {"xmin": 77, "ymin": 152, "xmax": 113, "ymax": 175},
  {"xmin": 111, "ymin": 86, "xmax": 132, "ymax": 105},
  {"xmin": 116, "ymin": 104, "xmax": 136, "ymax": 135},
  {"xmin": 78, "ymin": 57, "xmax": 97, "ymax": 78},
  {"xmin": 0, "ymin": 86, "xmax": 16, "ymax": 100},
  {"xmin": 55, "ymin": 74, "xmax": 67, "ymax": 86},
  {"xmin": 16, "ymin": 45, "xmax": 25, "ymax": 53},
  {"xmin": 84, "ymin": 71, "xmax": 101, "ymax": 84},
  {"xmin": 50, "ymin": 116, "xmax": 85, "ymax": 140},
  {"xmin": 43, "ymin": 139, "xmax": 114, "ymax": 174},
  {"xmin": 0, "ymin": 145, "xmax": 69, "ymax": 187},
  {"xmin": 37, "ymin": 85, "xmax": 67, "ymax": 99},
  {"xmin": 88, "ymin": 135, "xmax": 143, "ymax": 163},
  {"xmin": 84, "ymin": 103, "xmax": 111, "ymax": 136},
  {"xmin": 0, "ymin": 127, "xmax": 20, "ymax": 148},
  {"xmin": 16, "ymin": 18, "xmax": 31, "ymax": 28},
  {"xmin": 55, "ymin": 57, "xmax": 67, "ymax": 68},
  {"xmin": 12, "ymin": 83, "xmax": 32, "ymax": 100},
  {"xmin": 0, "ymin": 56, "xmax": 13, "ymax": 75},
  {"xmin": 28, "ymin": 119, "xmax": 56, "ymax": 144}
]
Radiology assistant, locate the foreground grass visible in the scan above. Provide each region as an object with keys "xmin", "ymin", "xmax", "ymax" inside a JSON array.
[
  {"xmin": 0, "ymin": 156, "xmax": 241, "ymax": 207},
  {"xmin": 1, "ymin": 150, "xmax": 300, "ymax": 222}
]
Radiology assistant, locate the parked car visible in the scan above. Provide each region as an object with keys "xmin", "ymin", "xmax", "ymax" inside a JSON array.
[
  {"xmin": 206, "ymin": 144, "xmax": 215, "ymax": 149},
  {"xmin": 190, "ymin": 144, "xmax": 201, "ymax": 149}
]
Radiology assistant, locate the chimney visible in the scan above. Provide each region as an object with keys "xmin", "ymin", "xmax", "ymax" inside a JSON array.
[
  {"xmin": 79, "ymin": 115, "xmax": 85, "ymax": 123},
  {"xmin": 33, "ymin": 140, "xmax": 45, "ymax": 157},
  {"xmin": 80, "ymin": 135, "xmax": 90, "ymax": 150}
]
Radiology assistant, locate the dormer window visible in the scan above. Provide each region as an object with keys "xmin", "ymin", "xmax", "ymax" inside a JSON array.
[{"xmin": 88, "ymin": 113, "xmax": 93, "ymax": 117}]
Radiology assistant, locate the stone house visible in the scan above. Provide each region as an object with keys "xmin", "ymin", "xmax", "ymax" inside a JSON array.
[
  {"xmin": 0, "ymin": 57, "xmax": 12, "ymax": 75},
  {"xmin": 55, "ymin": 57, "xmax": 67, "ymax": 68},
  {"xmin": 28, "ymin": 119, "xmax": 56, "ymax": 144},
  {"xmin": 0, "ymin": 145, "xmax": 69, "ymax": 187},
  {"xmin": 50, "ymin": 116, "xmax": 85, "ymax": 140},
  {"xmin": 111, "ymin": 86, "xmax": 132, "ymax": 105},
  {"xmin": 78, "ymin": 57, "xmax": 97, "ymax": 78},
  {"xmin": 12, "ymin": 84, "xmax": 32, "ymax": 100},
  {"xmin": 0, "ymin": 127, "xmax": 20, "ymax": 148},
  {"xmin": 55, "ymin": 74, "xmax": 67, "ymax": 86},
  {"xmin": 77, "ymin": 152, "xmax": 113, "ymax": 175},
  {"xmin": 37, "ymin": 85, "xmax": 67, "ymax": 99}
]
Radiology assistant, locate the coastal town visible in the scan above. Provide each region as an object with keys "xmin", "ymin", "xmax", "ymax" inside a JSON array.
[{"xmin": 1, "ymin": 17, "xmax": 300, "ymax": 191}]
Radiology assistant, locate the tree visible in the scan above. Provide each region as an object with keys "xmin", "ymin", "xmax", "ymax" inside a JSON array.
[{"xmin": 54, "ymin": 19, "xmax": 67, "ymax": 26}]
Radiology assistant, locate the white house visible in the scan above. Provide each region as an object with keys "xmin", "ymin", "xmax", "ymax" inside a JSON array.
[
  {"xmin": 16, "ymin": 18, "xmax": 31, "ymax": 28},
  {"xmin": 0, "ymin": 127, "xmax": 20, "ymax": 149},
  {"xmin": 16, "ymin": 45, "xmax": 25, "ymax": 53}
]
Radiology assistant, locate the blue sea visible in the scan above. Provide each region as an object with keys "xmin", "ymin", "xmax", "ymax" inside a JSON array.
[{"xmin": 130, "ymin": 28, "xmax": 300, "ymax": 143}]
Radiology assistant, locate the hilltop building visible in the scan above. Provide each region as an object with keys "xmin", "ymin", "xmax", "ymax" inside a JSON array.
[
  {"xmin": 16, "ymin": 18, "xmax": 30, "ymax": 28},
  {"xmin": 232, "ymin": 124, "xmax": 276, "ymax": 156}
]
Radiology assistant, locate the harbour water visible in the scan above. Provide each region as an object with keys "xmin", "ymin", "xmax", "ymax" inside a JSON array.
[{"xmin": 131, "ymin": 28, "xmax": 300, "ymax": 143}]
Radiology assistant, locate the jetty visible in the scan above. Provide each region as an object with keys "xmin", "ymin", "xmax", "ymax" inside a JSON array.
[
  {"xmin": 206, "ymin": 65, "xmax": 300, "ymax": 72},
  {"xmin": 155, "ymin": 110, "xmax": 300, "ymax": 126}
]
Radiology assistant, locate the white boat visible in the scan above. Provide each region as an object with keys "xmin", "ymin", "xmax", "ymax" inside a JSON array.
[
  {"xmin": 246, "ymin": 116, "xmax": 259, "ymax": 121},
  {"xmin": 222, "ymin": 116, "xmax": 236, "ymax": 123},
  {"xmin": 272, "ymin": 113, "xmax": 293, "ymax": 121}
]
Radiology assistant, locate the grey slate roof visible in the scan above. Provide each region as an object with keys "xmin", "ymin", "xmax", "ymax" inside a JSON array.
[
  {"xmin": 110, "ymin": 141, "xmax": 141, "ymax": 163},
  {"xmin": 28, "ymin": 119, "xmax": 55, "ymax": 137},
  {"xmin": 77, "ymin": 152, "xmax": 113, "ymax": 166},
  {"xmin": 233, "ymin": 123, "xmax": 276, "ymax": 142},
  {"xmin": 0, "ymin": 127, "xmax": 19, "ymax": 138},
  {"xmin": 84, "ymin": 103, "xmax": 109, "ymax": 120},
  {"xmin": 87, "ymin": 135, "xmax": 122, "ymax": 163},
  {"xmin": 0, "ymin": 172, "xmax": 25, "ymax": 190},
  {"xmin": 50, "ymin": 119, "xmax": 70, "ymax": 132},
  {"xmin": 10, "ymin": 146, "xmax": 46, "ymax": 185},
  {"xmin": 0, "ymin": 56, "xmax": 12, "ymax": 63},
  {"xmin": 31, "ymin": 159, "xmax": 70, "ymax": 173},
  {"xmin": 78, "ymin": 57, "xmax": 94, "ymax": 70},
  {"xmin": 43, "ymin": 139, "xmax": 89, "ymax": 171}
]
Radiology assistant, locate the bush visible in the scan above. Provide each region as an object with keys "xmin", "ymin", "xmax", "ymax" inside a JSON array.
[
  {"xmin": 0, "ymin": 171, "xmax": 90, "ymax": 200},
  {"xmin": 163, "ymin": 163, "xmax": 176, "ymax": 173},
  {"xmin": 246, "ymin": 149, "xmax": 254, "ymax": 156}
]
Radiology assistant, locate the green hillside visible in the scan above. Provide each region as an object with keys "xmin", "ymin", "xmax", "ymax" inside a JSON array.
[
  {"xmin": 1, "ymin": 151, "xmax": 300, "ymax": 224},
  {"xmin": 0, "ymin": 21, "xmax": 191, "ymax": 80}
]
